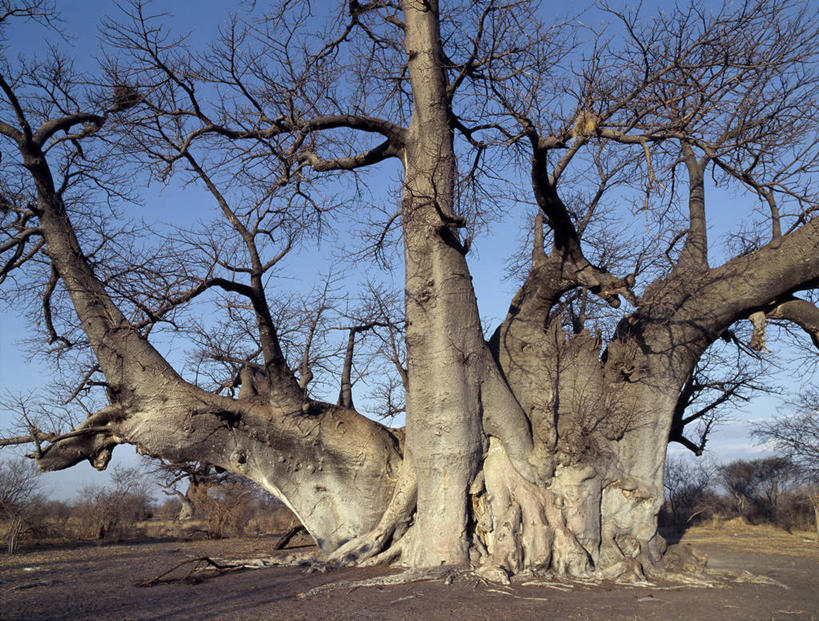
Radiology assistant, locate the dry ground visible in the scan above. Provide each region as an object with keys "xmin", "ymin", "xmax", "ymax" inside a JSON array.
[{"xmin": 1, "ymin": 521, "xmax": 817, "ymax": 621}]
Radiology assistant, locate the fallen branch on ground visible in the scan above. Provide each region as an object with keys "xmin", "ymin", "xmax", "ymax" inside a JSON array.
[
  {"xmin": 137, "ymin": 557, "xmax": 241, "ymax": 586},
  {"xmin": 137, "ymin": 549, "xmax": 320, "ymax": 587}
]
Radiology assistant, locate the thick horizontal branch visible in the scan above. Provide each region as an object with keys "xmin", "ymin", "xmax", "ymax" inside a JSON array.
[
  {"xmin": 767, "ymin": 297, "xmax": 819, "ymax": 350},
  {"xmin": 176, "ymin": 114, "xmax": 406, "ymax": 159},
  {"xmin": 670, "ymin": 217, "xmax": 819, "ymax": 344},
  {"xmin": 31, "ymin": 387, "xmax": 403, "ymax": 551},
  {"xmin": 33, "ymin": 112, "xmax": 105, "ymax": 146},
  {"xmin": 300, "ymin": 138, "xmax": 400, "ymax": 172}
]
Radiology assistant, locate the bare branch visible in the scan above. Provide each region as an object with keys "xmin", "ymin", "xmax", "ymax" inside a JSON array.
[
  {"xmin": 33, "ymin": 112, "xmax": 105, "ymax": 146},
  {"xmin": 300, "ymin": 138, "xmax": 400, "ymax": 172},
  {"xmin": 0, "ymin": 74, "xmax": 31, "ymax": 141}
]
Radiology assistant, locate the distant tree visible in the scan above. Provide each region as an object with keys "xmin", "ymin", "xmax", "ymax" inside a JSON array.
[
  {"xmin": 753, "ymin": 391, "xmax": 819, "ymax": 480},
  {"xmin": 719, "ymin": 459, "xmax": 756, "ymax": 517},
  {"xmin": 75, "ymin": 465, "xmax": 154, "ymax": 540},
  {"xmin": 718, "ymin": 456, "xmax": 798, "ymax": 525},
  {"xmin": 150, "ymin": 457, "xmax": 297, "ymax": 536},
  {"xmin": 151, "ymin": 460, "xmax": 224, "ymax": 522},
  {"xmin": 753, "ymin": 390, "xmax": 819, "ymax": 535}
]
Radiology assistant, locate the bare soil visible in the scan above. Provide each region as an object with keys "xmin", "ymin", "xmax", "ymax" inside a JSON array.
[{"xmin": 1, "ymin": 522, "xmax": 817, "ymax": 621}]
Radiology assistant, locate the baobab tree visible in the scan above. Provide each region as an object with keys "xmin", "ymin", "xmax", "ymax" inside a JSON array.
[{"xmin": 1, "ymin": 0, "xmax": 818, "ymax": 582}]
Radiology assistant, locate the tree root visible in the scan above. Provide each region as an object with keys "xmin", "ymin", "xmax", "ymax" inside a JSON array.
[
  {"xmin": 708, "ymin": 569, "xmax": 789, "ymax": 589},
  {"xmin": 215, "ymin": 549, "xmax": 320, "ymax": 569},
  {"xmin": 11, "ymin": 579, "xmax": 65, "ymax": 591},
  {"xmin": 518, "ymin": 579, "xmax": 575, "ymax": 592},
  {"xmin": 168, "ymin": 546, "xmax": 790, "ymax": 600},
  {"xmin": 483, "ymin": 587, "xmax": 552, "ymax": 602},
  {"xmin": 297, "ymin": 565, "xmax": 462, "ymax": 598}
]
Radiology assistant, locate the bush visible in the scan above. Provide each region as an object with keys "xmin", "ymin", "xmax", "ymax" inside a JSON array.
[
  {"xmin": 194, "ymin": 475, "xmax": 297, "ymax": 538},
  {"xmin": 662, "ymin": 455, "xmax": 816, "ymax": 534},
  {"xmin": 662, "ymin": 457, "xmax": 716, "ymax": 530},
  {"xmin": 0, "ymin": 458, "xmax": 42, "ymax": 554},
  {"xmin": 198, "ymin": 477, "xmax": 256, "ymax": 538},
  {"xmin": 72, "ymin": 466, "xmax": 154, "ymax": 540}
]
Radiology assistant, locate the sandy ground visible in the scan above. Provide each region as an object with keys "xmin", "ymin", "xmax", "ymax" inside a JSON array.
[{"xmin": 1, "ymin": 523, "xmax": 817, "ymax": 621}]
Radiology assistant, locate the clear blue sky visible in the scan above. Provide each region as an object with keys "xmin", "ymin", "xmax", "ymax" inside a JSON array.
[{"xmin": 0, "ymin": 0, "xmax": 813, "ymax": 500}]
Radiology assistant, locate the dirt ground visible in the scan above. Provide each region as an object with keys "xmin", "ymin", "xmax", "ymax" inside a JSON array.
[{"xmin": 1, "ymin": 522, "xmax": 817, "ymax": 621}]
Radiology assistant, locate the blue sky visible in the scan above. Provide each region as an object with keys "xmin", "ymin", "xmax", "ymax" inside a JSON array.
[{"xmin": 1, "ymin": 0, "xmax": 814, "ymax": 500}]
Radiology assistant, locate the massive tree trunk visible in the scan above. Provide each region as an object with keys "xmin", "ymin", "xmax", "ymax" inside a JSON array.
[
  {"xmin": 392, "ymin": 0, "xmax": 539, "ymax": 569},
  {"xmin": 400, "ymin": 0, "xmax": 483, "ymax": 567}
]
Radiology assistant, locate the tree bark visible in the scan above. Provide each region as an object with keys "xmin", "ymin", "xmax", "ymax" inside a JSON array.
[{"xmin": 400, "ymin": 0, "xmax": 485, "ymax": 566}]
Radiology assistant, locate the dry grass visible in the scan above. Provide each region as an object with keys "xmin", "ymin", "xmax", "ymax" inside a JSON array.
[{"xmin": 678, "ymin": 518, "xmax": 819, "ymax": 559}]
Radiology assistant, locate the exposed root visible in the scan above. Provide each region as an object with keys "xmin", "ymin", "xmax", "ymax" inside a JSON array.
[
  {"xmin": 709, "ymin": 569, "xmax": 790, "ymax": 589},
  {"xmin": 518, "ymin": 579, "xmax": 575, "ymax": 592},
  {"xmin": 483, "ymin": 587, "xmax": 552, "ymax": 602},
  {"xmin": 213, "ymin": 549, "xmax": 319, "ymax": 568},
  {"xmin": 297, "ymin": 565, "xmax": 461, "ymax": 598},
  {"xmin": 11, "ymin": 579, "xmax": 65, "ymax": 591},
  {"xmin": 657, "ymin": 572, "xmax": 718, "ymax": 588}
]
